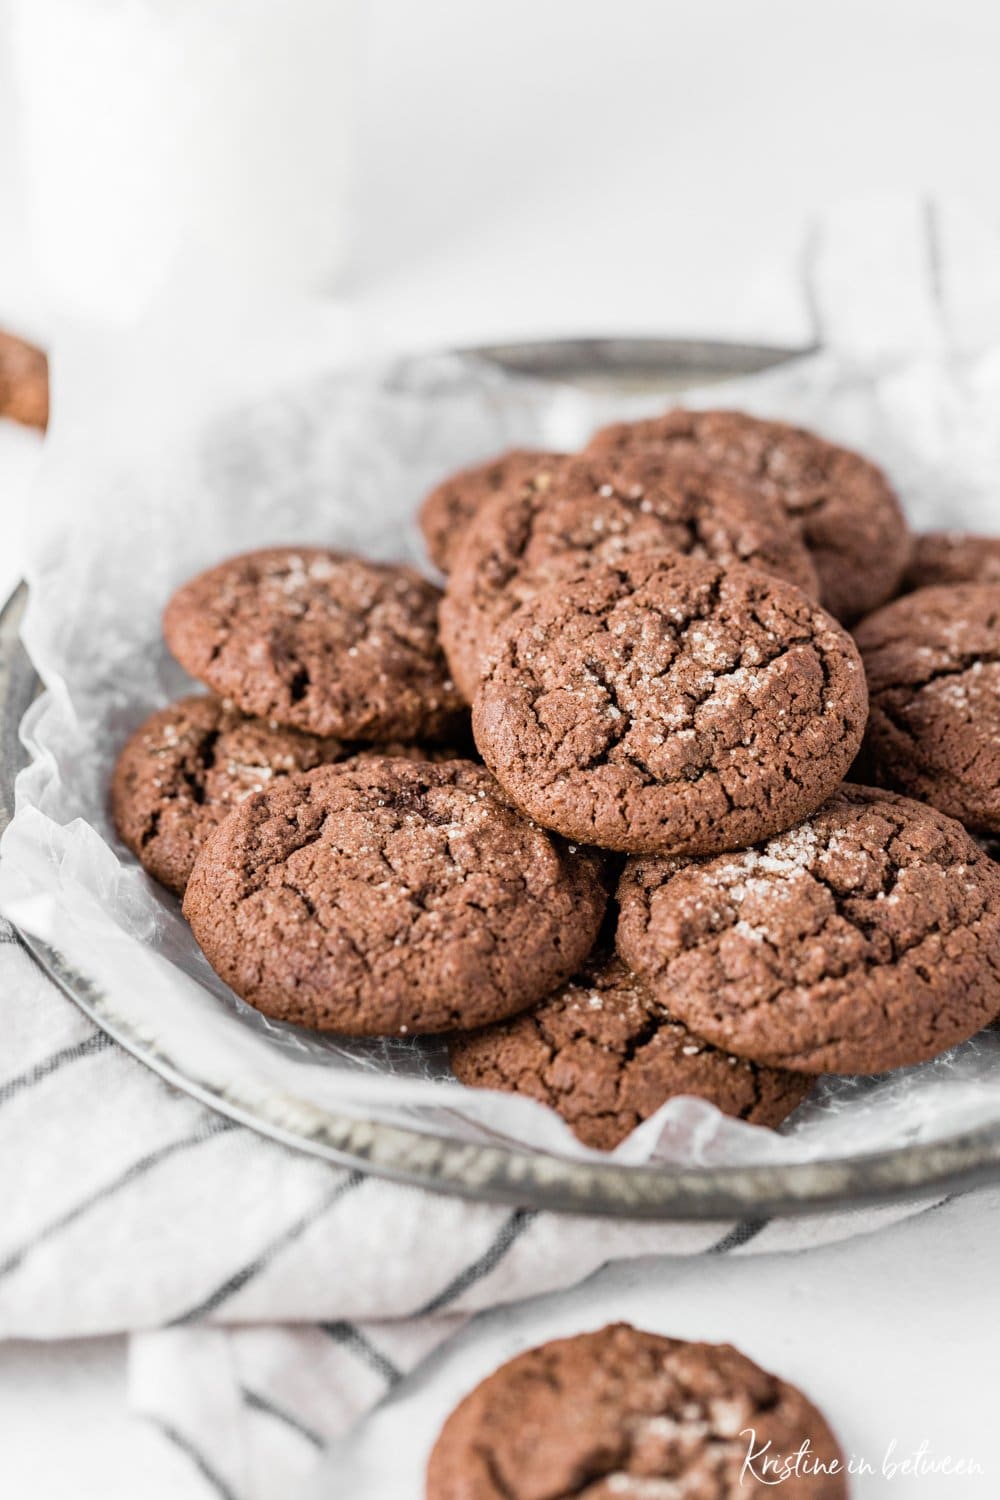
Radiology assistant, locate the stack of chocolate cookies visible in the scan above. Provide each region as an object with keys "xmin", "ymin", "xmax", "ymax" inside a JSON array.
[{"xmin": 112, "ymin": 409, "xmax": 1000, "ymax": 1151}]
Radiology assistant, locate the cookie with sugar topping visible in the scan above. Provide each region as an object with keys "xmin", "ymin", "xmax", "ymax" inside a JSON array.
[
  {"xmin": 472, "ymin": 551, "xmax": 867, "ymax": 856},
  {"xmin": 448, "ymin": 951, "xmax": 811, "ymax": 1149},
  {"xmin": 163, "ymin": 547, "xmax": 465, "ymax": 742},
  {"xmin": 183, "ymin": 757, "xmax": 607, "ymax": 1035},
  {"xmin": 426, "ymin": 1323, "xmax": 847, "ymax": 1500},
  {"xmin": 440, "ymin": 447, "xmax": 818, "ymax": 700},
  {"xmin": 586, "ymin": 407, "xmax": 910, "ymax": 622},
  {"xmin": 418, "ymin": 448, "xmax": 566, "ymax": 573},
  {"xmin": 617, "ymin": 785, "xmax": 1000, "ymax": 1074},
  {"xmin": 856, "ymin": 582, "xmax": 1000, "ymax": 833}
]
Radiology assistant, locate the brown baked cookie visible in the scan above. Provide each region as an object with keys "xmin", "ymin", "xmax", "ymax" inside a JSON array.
[
  {"xmin": 163, "ymin": 548, "xmax": 464, "ymax": 742},
  {"xmin": 440, "ymin": 448, "xmax": 819, "ymax": 701},
  {"xmin": 587, "ymin": 408, "xmax": 910, "ymax": 621},
  {"xmin": 903, "ymin": 531, "xmax": 1000, "ymax": 592},
  {"xmin": 426, "ymin": 1323, "xmax": 846, "ymax": 1500},
  {"xmin": 0, "ymin": 329, "xmax": 48, "ymax": 431},
  {"xmin": 419, "ymin": 449, "xmax": 565, "ymax": 573},
  {"xmin": 111, "ymin": 695, "xmax": 348, "ymax": 895},
  {"xmin": 617, "ymin": 785, "xmax": 1000, "ymax": 1074},
  {"xmin": 855, "ymin": 583, "xmax": 1000, "ymax": 833},
  {"xmin": 472, "ymin": 553, "xmax": 867, "ymax": 856},
  {"xmin": 183, "ymin": 758, "xmax": 607, "ymax": 1035},
  {"xmin": 448, "ymin": 951, "xmax": 811, "ymax": 1149}
]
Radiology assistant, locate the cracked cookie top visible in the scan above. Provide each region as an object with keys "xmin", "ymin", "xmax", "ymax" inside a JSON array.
[
  {"xmin": 902, "ymin": 531, "xmax": 1000, "ymax": 593},
  {"xmin": 616, "ymin": 786, "xmax": 1000, "ymax": 1074},
  {"xmin": 856, "ymin": 584, "xmax": 1000, "ymax": 833},
  {"xmin": 426, "ymin": 1323, "xmax": 846, "ymax": 1500},
  {"xmin": 586, "ymin": 407, "xmax": 910, "ymax": 622},
  {"xmin": 111, "ymin": 694, "xmax": 349, "ymax": 895},
  {"xmin": 110, "ymin": 694, "xmax": 472, "ymax": 895},
  {"xmin": 163, "ymin": 547, "xmax": 465, "ymax": 742},
  {"xmin": 183, "ymin": 757, "xmax": 607, "ymax": 1036},
  {"xmin": 472, "ymin": 552, "xmax": 867, "ymax": 856},
  {"xmin": 439, "ymin": 449, "xmax": 819, "ymax": 700},
  {"xmin": 418, "ymin": 448, "xmax": 565, "ymax": 573},
  {"xmin": 448, "ymin": 950, "xmax": 811, "ymax": 1150}
]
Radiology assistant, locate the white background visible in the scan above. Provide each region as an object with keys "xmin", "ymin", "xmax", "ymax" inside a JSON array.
[{"xmin": 2, "ymin": 1, "xmax": 1000, "ymax": 1496}]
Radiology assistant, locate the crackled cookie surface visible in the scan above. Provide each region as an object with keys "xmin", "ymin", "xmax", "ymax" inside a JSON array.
[
  {"xmin": 111, "ymin": 694, "xmax": 349, "ymax": 895},
  {"xmin": 426, "ymin": 1323, "xmax": 846, "ymax": 1500},
  {"xmin": 183, "ymin": 758, "xmax": 606, "ymax": 1035},
  {"xmin": 587, "ymin": 407, "xmax": 910, "ymax": 621},
  {"xmin": 473, "ymin": 553, "xmax": 867, "ymax": 855},
  {"xmin": 440, "ymin": 448, "xmax": 818, "ymax": 700},
  {"xmin": 448, "ymin": 951, "xmax": 811, "ymax": 1149},
  {"xmin": 903, "ymin": 531, "xmax": 1000, "ymax": 592},
  {"xmin": 856, "ymin": 584, "xmax": 1000, "ymax": 833},
  {"xmin": 110, "ymin": 694, "xmax": 471, "ymax": 894},
  {"xmin": 617, "ymin": 786, "xmax": 1000, "ymax": 1074},
  {"xmin": 419, "ymin": 448, "xmax": 565, "ymax": 573},
  {"xmin": 164, "ymin": 547, "xmax": 464, "ymax": 742}
]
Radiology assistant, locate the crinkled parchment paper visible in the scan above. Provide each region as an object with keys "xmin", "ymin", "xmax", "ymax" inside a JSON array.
[{"xmin": 3, "ymin": 309, "xmax": 1000, "ymax": 1168}]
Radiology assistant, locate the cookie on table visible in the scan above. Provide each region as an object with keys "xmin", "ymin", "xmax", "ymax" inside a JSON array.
[
  {"xmin": 163, "ymin": 548, "xmax": 464, "ymax": 742},
  {"xmin": 419, "ymin": 449, "xmax": 565, "ymax": 573},
  {"xmin": 426, "ymin": 1323, "xmax": 846, "ymax": 1500},
  {"xmin": 587, "ymin": 407, "xmax": 910, "ymax": 621},
  {"xmin": 617, "ymin": 785, "xmax": 1000, "ymax": 1075},
  {"xmin": 0, "ymin": 328, "xmax": 48, "ymax": 431},
  {"xmin": 183, "ymin": 758, "xmax": 607, "ymax": 1036},
  {"xmin": 440, "ymin": 448, "xmax": 819, "ymax": 700},
  {"xmin": 855, "ymin": 583, "xmax": 1000, "ymax": 833},
  {"xmin": 472, "ymin": 552, "xmax": 867, "ymax": 856},
  {"xmin": 902, "ymin": 531, "xmax": 1000, "ymax": 592},
  {"xmin": 448, "ymin": 951, "xmax": 811, "ymax": 1149}
]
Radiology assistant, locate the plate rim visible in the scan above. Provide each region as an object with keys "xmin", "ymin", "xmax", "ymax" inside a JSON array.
[{"xmin": 6, "ymin": 334, "xmax": 1000, "ymax": 1220}]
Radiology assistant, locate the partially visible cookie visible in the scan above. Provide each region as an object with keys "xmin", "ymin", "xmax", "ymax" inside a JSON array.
[
  {"xmin": 163, "ymin": 548, "xmax": 464, "ymax": 742},
  {"xmin": 448, "ymin": 951, "xmax": 811, "ymax": 1149},
  {"xmin": 426, "ymin": 1323, "xmax": 847, "ymax": 1500},
  {"xmin": 617, "ymin": 785, "xmax": 1000, "ymax": 1074},
  {"xmin": 0, "ymin": 329, "xmax": 48, "ymax": 431},
  {"xmin": 440, "ymin": 448, "xmax": 819, "ymax": 700},
  {"xmin": 473, "ymin": 552, "xmax": 867, "ymax": 856},
  {"xmin": 855, "ymin": 583, "xmax": 1000, "ymax": 832},
  {"xmin": 110, "ymin": 694, "xmax": 470, "ymax": 894},
  {"xmin": 183, "ymin": 758, "xmax": 607, "ymax": 1036},
  {"xmin": 903, "ymin": 531, "xmax": 1000, "ymax": 592},
  {"xmin": 587, "ymin": 407, "xmax": 910, "ymax": 621},
  {"xmin": 419, "ymin": 449, "xmax": 565, "ymax": 572}
]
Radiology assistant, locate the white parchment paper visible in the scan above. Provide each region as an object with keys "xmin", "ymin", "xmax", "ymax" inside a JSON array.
[{"xmin": 3, "ymin": 310, "xmax": 1000, "ymax": 1168}]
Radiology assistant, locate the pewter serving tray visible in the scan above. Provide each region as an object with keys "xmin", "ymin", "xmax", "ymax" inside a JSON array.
[{"xmin": 4, "ymin": 336, "xmax": 1000, "ymax": 1219}]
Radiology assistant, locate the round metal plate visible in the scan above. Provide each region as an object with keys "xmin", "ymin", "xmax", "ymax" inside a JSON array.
[{"xmin": 5, "ymin": 336, "xmax": 1000, "ymax": 1219}]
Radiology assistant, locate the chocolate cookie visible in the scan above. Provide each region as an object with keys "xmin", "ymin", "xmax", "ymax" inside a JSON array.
[
  {"xmin": 419, "ymin": 449, "xmax": 565, "ymax": 572},
  {"xmin": 855, "ymin": 583, "xmax": 1000, "ymax": 832},
  {"xmin": 426, "ymin": 1323, "xmax": 846, "ymax": 1500},
  {"xmin": 448, "ymin": 951, "xmax": 811, "ymax": 1149},
  {"xmin": 0, "ymin": 328, "xmax": 48, "ymax": 431},
  {"xmin": 163, "ymin": 548, "xmax": 464, "ymax": 742},
  {"xmin": 183, "ymin": 758, "xmax": 607, "ymax": 1035},
  {"xmin": 440, "ymin": 449, "xmax": 819, "ymax": 700},
  {"xmin": 587, "ymin": 408, "xmax": 910, "ymax": 621},
  {"xmin": 111, "ymin": 695, "xmax": 348, "ymax": 894},
  {"xmin": 617, "ymin": 785, "xmax": 1000, "ymax": 1074},
  {"xmin": 903, "ymin": 531, "xmax": 1000, "ymax": 592},
  {"xmin": 110, "ymin": 694, "xmax": 469, "ymax": 895},
  {"xmin": 472, "ymin": 553, "xmax": 867, "ymax": 856}
]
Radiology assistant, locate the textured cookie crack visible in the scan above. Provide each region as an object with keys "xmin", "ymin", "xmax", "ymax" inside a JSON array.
[{"xmin": 617, "ymin": 786, "xmax": 1000, "ymax": 1073}]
